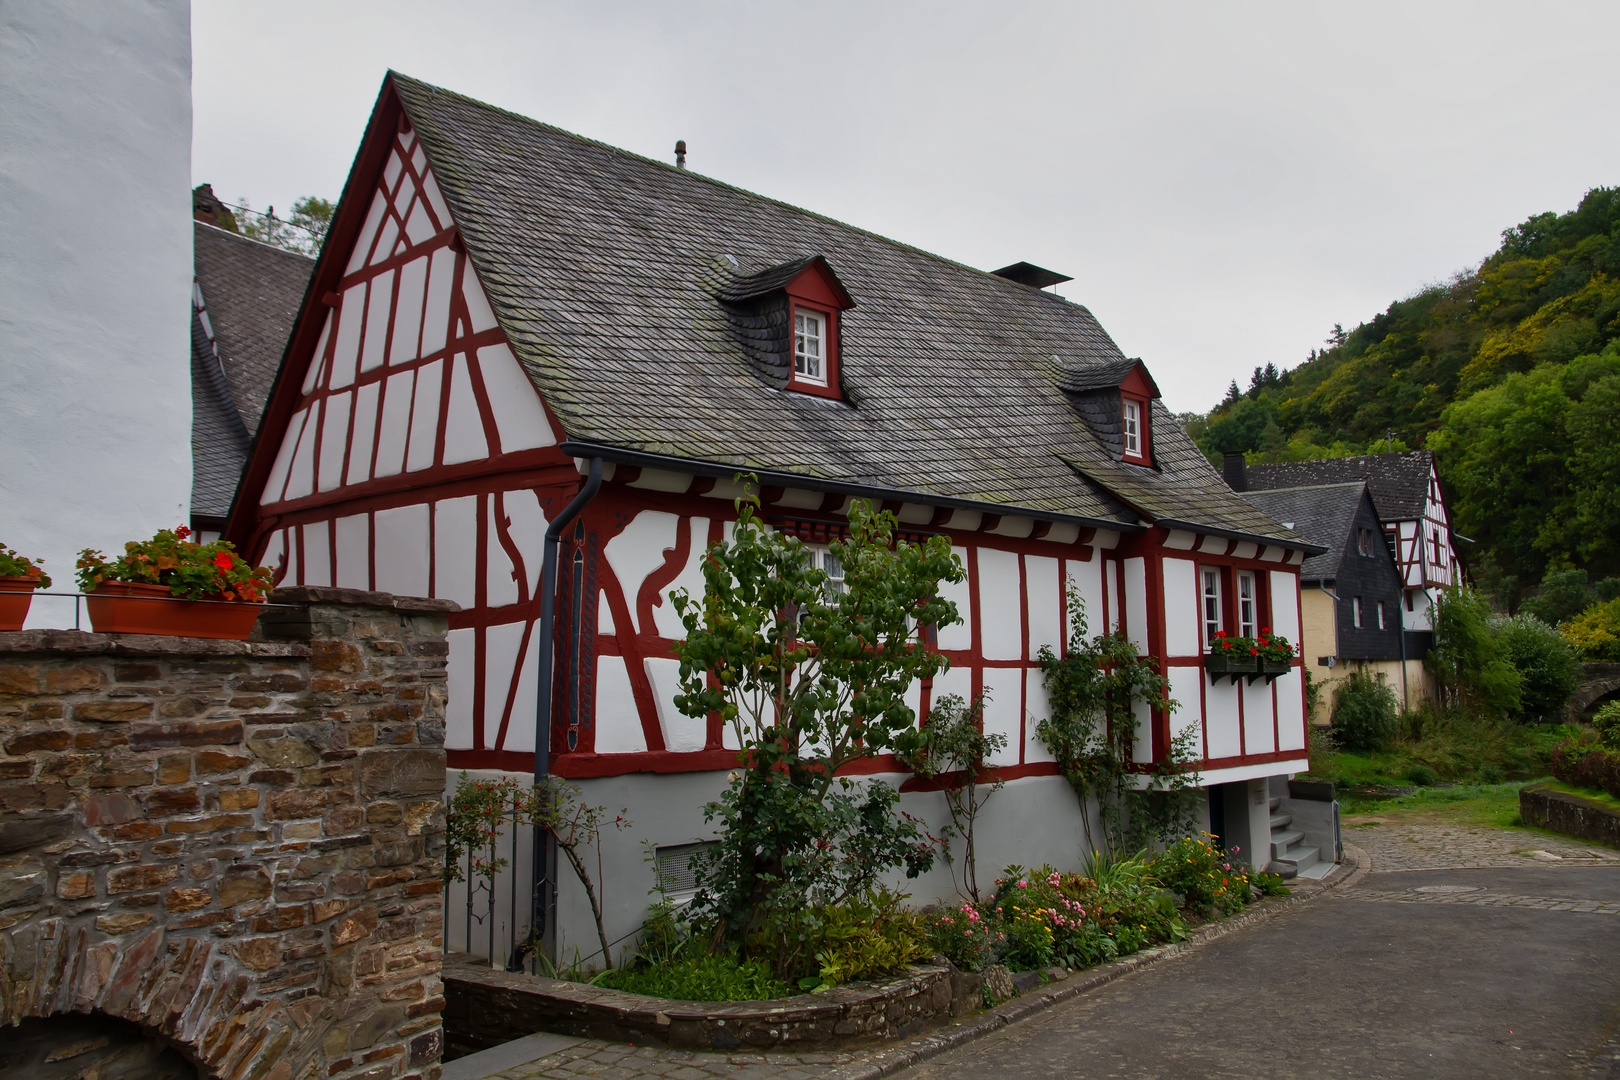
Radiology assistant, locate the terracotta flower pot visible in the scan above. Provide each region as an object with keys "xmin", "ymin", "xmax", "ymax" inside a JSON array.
[
  {"xmin": 0, "ymin": 576, "xmax": 40, "ymax": 632},
  {"xmin": 85, "ymin": 581, "xmax": 265, "ymax": 640}
]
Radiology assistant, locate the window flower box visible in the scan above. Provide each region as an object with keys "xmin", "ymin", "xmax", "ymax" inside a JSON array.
[
  {"xmin": 1259, "ymin": 656, "xmax": 1293, "ymax": 681},
  {"xmin": 1204, "ymin": 650, "xmax": 1258, "ymax": 684},
  {"xmin": 0, "ymin": 546, "xmax": 51, "ymax": 632},
  {"xmin": 0, "ymin": 576, "xmax": 41, "ymax": 632},
  {"xmin": 84, "ymin": 581, "xmax": 265, "ymax": 639},
  {"xmin": 76, "ymin": 527, "xmax": 273, "ymax": 641}
]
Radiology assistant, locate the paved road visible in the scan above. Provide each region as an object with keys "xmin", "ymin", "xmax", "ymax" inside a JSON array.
[
  {"xmin": 458, "ymin": 819, "xmax": 1620, "ymax": 1080},
  {"xmin": 893, "ymin": 863, "xmax": 1620, "ymax": 1080}
]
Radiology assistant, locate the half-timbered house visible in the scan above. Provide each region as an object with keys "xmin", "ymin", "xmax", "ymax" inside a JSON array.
[
  {"xmin": 1242, "ymin": 482, "xmax": 1414, "ymax": 717},
  {"xmin": 1228, "ymin": 451, "xmax": 1461, "ymax": 692},
  {"xmin": 226, "ymin": 73, "xmax": 1323, "ymax": 964}
]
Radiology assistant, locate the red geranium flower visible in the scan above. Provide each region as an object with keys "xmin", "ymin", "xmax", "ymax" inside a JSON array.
[
  {"xmin": 213, "ymin": 553, "xmax": 234, "ymax": 572},
  {"xmin": 175, "ymin": 525, "xmax": 191, "ymax": 540},
  {"xmin": 1249, "ymin": 647, "xmax": 1258, "ymax": 654}
]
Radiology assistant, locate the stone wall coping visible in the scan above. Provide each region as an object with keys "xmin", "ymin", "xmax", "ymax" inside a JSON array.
[
  {"xmin": 443, "ymin": 953, "xmax": 969, "ymax": 1052},
  {"xmin": 1521, "ymin": 782, "xmax": 1620, "ymax": 849},
  {"xmin": 270, "ymin": 585, "xmax": 461, "ymax": 614},
  {"xmin": 448, "ymin": 953, "xmax": 947, "ymax": 1019},
  {"xmin": 0, "ymin": 629, "xmax": 311, "ymax": 658}
]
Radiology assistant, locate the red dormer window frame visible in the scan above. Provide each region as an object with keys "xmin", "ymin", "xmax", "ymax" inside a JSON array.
[
  {"xmin": 1119, "ymin": 364, "xmax": 1156, "ymax": 466},
  {"xmin": 783, "ymin": 262, "xmax": 853, "ymax": 399}
]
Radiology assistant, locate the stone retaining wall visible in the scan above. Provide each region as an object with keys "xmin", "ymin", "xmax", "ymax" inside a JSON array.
[
  {"xmin": 1520, "ymin": 782, "xmax": 1620, "ymax": 849},
  {"xmin": 442, "ymin": 954, "xmax": 986, "ymax": 1056},
  {"xmin": 0, "ymin": 586, "xmax": 453, "ymax": 1080}
]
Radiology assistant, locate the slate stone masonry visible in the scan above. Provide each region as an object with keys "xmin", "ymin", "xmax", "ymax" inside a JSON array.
[{"xmin": 0, "ymin": 586, "xmax": 454, "ymax": 1080}]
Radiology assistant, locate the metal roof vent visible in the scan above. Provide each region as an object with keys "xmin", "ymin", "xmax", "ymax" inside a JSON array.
[
  {"xmin": 992, "ymin": 261, "xmax": 1072, "ymax": 290},
  {"xmin": 675, "ymin": 140, "xmax": 687, "ymax": 169}
]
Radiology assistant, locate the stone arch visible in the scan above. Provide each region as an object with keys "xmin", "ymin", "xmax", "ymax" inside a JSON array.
[
  {"xmin": 1, "ymin": 1012, "xmax": 199, "ymax": 1080},
  {"xmin": 1570, "ymin": 663, "xmax": 1620, "ymax": 718}
]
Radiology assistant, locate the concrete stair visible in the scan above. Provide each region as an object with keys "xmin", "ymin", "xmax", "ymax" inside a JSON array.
[{"xmin": 1267, "ymin": 796, "xmax": 1320, "ymax": 874}]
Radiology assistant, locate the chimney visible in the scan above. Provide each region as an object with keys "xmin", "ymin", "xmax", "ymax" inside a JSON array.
[
  {"xmin": 1222, "ymin": 452, "xmax": 1248, "ymax": 492},
  {"xmin": 674, "ymin": 140, "xmax": 687, "ymax": 169}
]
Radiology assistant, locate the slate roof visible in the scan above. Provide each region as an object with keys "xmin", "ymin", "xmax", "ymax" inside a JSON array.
[
  {"xmin": 1241, "ymin": 483, "xmax": 1368, "ymax": 581},
  {"xmin": 192, "ymin": 223, "xmax": 313, "ymax": 517},
  {"xmin": 389, "ymin": 74, "xmax": 1305, "ymax": 545},
  {"xmin": 1245, "ymin": 451, "xmax": 1435, "ymax": 522}
]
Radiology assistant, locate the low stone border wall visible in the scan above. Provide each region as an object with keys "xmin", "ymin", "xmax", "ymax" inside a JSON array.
[
  {"xmin": 1521, "ymin": 782, "xmax": 1620, "ymax": 848},
  {"xmin": 443, "ymin": 954, "xmax": 985, "ymax": 1055}
]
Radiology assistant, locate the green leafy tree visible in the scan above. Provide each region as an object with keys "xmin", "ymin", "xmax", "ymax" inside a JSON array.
[
  {"xmin": 237, "ymin": 194, "xmax": 334, "ymax": 256},
  {"xmin": 670, "ymin": 492, "xmax": 963, "ymax": 976},
  {"xmin": 1428, "ymin": 588, "xmax": 1522, "ymax": 720},
  {"xmin": 1497, "ymin": 614, "xmax": 1581, "ymax": 723},
  {"xmin": 1036, "ymin": 591, "xmax": 1194, "ymax": 856},
  {"xmin": 1563, "ymin": 598, "xmax": 1620, "ymax": 661}
]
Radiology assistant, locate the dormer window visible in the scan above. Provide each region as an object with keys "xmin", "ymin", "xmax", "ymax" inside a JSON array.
[
  {"xmin": 1049, "ymin": 356, "xmax": 1160, "ymax": 466},
  {"xmin": 716, "ymin": 255, "xmax": 854, "ymax": 400},
  {"xmin": 794, "ymin": 308, "xmax": 827, "ymax": 385}
]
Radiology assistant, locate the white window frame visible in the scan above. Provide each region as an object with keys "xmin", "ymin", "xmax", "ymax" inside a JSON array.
[
  {"xmin": 1123, "ymin": 399, "xmax": 1142, "ymax": 458},
  {"xmin": 1236, "ymin": 571, "xmax": 1256, "ymax": 638},
  {"xmin": 1352, "ymin": 595, "xmax": 1362, "ymax": 629},
  {"xmin": 1377, "ymin": 599, "xmax": 1386, "ymax": 630},
  {"xmin": 1201, "ymin": 567, "xmax": 1222, "ymax": 647},
  {"xmin": 794, "ymin": 308, "xmax": 827, "ymax": 386}
]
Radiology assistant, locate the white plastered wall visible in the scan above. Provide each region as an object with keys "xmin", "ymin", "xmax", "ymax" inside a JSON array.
[{"xmin": 0, "ymin": 2, "xmax": 193, "ymax": 627}]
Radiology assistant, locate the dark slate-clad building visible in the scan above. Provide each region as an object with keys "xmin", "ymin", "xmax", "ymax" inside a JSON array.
[
  {"xmin": 190, "ymin": 219, "xmax": 313, "ymax": 537},
  {"xmin": 1242, "ymin": 480, "xmax": 1416, "ymax": 719}
]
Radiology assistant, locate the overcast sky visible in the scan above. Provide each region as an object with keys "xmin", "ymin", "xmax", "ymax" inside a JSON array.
[{"xmin": 193, "ymin": 1, "xmax": 1619, "ymax": 414}]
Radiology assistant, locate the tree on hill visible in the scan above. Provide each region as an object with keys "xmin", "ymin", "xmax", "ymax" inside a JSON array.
[{"xmin": 1190, "ymin": 185, "xmax": 1620, "ymax": 602}]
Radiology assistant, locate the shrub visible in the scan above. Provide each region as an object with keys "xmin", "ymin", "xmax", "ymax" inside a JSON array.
[
  {"xmin": 1429, "ymin": 587, "xmax": 1522, "ymax": 719},
  {"xmin": 794, "ymin": 887, "xmax": 930, "ymax": 989},
  {"xmin": 595, "ymin": 952, "xmax": 790, "ymax": 1002},
  {"xmin": 1498, "ymin": 614, "xmax": 1581, "ymax": 722},
  {"xmin": 1593, "ymin": 702, "xmax": 1620, "ymax": 749},
  {"xmin": 1550, "ymin": 733, "xmax": 1620, "ymax": 800},
  {"xmin": 1563, "ymin": 598, "xmax": 1620, "ymax": 661},
  {"xmin": 1154, "ymin": 835, "xmax": 1255, "ymax": 914},
  {"xmin": 925, "ymin": 902, "xmax": 1001, "ymax": 972},
  {"xmin": 1405, "ymin": 764, "xmax": 1437, "ymax": 787},
  {"xmin": 1331, "ymin": 668, "xmax": 1399, "ymax": 752}
]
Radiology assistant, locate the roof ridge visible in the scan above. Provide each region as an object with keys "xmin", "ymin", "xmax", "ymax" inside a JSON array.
[
  {"xmin": 1245, "ymin": 481, "xmax": 1368, "ymax": 494},
  {"xmin": 195, "ymin": 220, "xmax": 316, "ymax": 263},
  {"xmin": 386, "ymin": 71, "xmax": 1107, "ymax": 334}
]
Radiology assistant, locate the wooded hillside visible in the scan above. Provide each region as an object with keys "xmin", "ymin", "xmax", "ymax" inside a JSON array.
[{"xmin": 1190, "ymin": 186, "xmax": 1620, "ymax": 604}]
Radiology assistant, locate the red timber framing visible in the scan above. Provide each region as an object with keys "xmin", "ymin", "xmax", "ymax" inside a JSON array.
[{"xmin": 227, "ymin": 75, "xmax": 1309, "ymax": 793}]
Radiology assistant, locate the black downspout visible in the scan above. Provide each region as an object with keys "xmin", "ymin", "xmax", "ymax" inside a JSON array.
[{"xmin": 515, "ymin": 456, "xmax": 602, "ymax": 971}]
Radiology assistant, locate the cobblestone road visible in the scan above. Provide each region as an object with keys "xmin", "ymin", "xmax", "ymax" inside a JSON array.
[
  {"xmin": 448, "ymin": 816, "xmax": 1620, "ymax": 1080},
  {"xmin": 1342, "ymin": 814, "xmax": 1620, "ymax": 871}
]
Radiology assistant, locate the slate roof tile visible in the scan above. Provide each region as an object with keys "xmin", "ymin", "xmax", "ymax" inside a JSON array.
[
  {"xmin": 1241, "ymin": 482, "xmax": 1368, "ymax": 580},
  {"xmin": 389, "ymin": 74, "xmax": 1304, "ymax": 543},
  {"xmin": 1245, "ymin": 451, "xmax": 1435, "ymax": 522}
]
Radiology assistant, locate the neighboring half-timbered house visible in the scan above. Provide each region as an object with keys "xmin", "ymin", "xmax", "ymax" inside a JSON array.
[
  {"xmin": 1230, "ymin": 452, "xmax": 1461, "ymax": 662},
  {"xmin": 1242, "ymin": 482, "xmax": 1416, "ymax": 717},
  {"xmin": 226, "ymin": 73, "xmax": 1322, "ymax": 964}
]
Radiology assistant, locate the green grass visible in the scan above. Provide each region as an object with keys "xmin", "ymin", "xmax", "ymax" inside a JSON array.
[
  {"xmin": 1303, "ymin": 718, "xmax": 1577, "ymax": 790},
  {"xmin": 1538, "ymin": 778, "xmax": 1620, "ymax": 814},
  {"xmin": 593, "ymin": 953, "xmax": 791, "ymax": 1002},
  {"xmin": 1339, "ymin": 780, "xmax": 1534, "ymax": 828}
]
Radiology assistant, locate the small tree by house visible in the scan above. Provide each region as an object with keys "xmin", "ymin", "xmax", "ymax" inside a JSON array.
[
  {"xmin": 898, "ymin": 692, "xmax": 1005, "ymax": 902},
  {"xmin": 670, "ymin": 493, "xmax": 963, "ymax": 978},
  {"xmin": 1036, "ymin": 589, "xmax": 1195, "ymax": 856}
]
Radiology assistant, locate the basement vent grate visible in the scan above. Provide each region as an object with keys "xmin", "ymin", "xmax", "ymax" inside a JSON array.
[{"xmin": 655, "ymin": 841, "xmax": 717, "ymax": 902}]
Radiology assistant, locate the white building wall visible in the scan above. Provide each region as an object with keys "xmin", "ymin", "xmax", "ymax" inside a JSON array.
[{"xmin": 0, "ymin": 2, "xmax": 194, "ymax": 627}]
